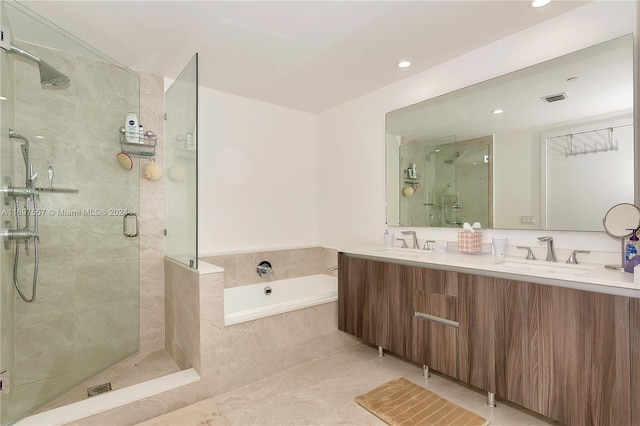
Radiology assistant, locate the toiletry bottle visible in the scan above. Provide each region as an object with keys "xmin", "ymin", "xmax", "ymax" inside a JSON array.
[
  {"xmin": 47, "ymin": 161, "xmax": 54, "ymax": 190},
  {"xmin": 625, "ymin": 228, "xmax": 639, "ymax": 263},
  {"xmin": 624, "ymin": 253, "xmax": 640, "ymax": 273},
  {"xmin": 139, "ymin": 124, "xmax": 144, "ymax": 144},
  {"xmin": 186, "ymin": 132, "xmax": 194, "ymax": 150},
  {"xmin": 125, "ymin": 113, "xmax": 139, "ymax": 144}
]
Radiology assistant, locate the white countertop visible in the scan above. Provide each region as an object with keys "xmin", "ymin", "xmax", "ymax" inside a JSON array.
[{"xmin": 340, "ymin": 246, "xmax": 640, "ymax": 298}]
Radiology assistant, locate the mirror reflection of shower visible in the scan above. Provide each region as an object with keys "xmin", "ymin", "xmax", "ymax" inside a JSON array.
[{"xmin": 443, "ymin": 151, "xmax": 460, "ymax": 165}]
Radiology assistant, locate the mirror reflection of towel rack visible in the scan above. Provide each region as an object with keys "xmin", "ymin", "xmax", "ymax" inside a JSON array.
[{"xmin": 547, "ymin": 127, "xmax": 621, "ymax": 157}]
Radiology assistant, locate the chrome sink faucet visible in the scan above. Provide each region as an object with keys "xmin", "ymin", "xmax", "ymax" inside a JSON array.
[
  {"xmin": 537, "ymin": 236, "xmax": 557, "ymax": 262},
  {"xmin": 401, "ymin": 231, "xmax": 419, "ymax": 249}
]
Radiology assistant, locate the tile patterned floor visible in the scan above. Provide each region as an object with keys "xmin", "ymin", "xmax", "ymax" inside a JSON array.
[
  {"xmin": 136, "ymin": 398, "xmax": 230, "ymax": 426},
  {"xmin": 211, "ymin": 343, "xmax": 558, "ymax": 425}
]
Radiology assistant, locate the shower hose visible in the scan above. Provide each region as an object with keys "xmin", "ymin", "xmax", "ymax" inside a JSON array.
[{"xmin": 13, "ymin": 194, "xmax": 39, "ymax": 302}]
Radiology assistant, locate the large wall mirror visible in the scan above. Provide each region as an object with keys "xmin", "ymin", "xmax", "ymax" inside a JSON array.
[{"xmin": 386, "ymin": 34, "xmax": 634, "ymax": 231}]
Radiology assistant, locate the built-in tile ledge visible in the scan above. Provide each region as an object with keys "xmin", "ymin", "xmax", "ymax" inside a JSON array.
[
  {"xmin": 198, "ymin": 243, "xmax": 323, "ymax": 257},
  {"xmin": 197, "ymin": 260, "xmax": 224, "ymax": 274},
  {"xmin": 164, "ymin": 257, "xmax": 224, "ymax": 275},
  {"xmin": 16, "ymin": 369, "xmax": 200, "ymax": 426}
]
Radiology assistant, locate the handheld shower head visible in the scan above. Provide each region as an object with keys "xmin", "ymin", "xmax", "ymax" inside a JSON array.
[
  {"xmin": 7, "ymin": 44, "xmax": 70, "ymax": 87},
  {"xmin": 9, "ymin": 130, "xmax": 35, "ymax": 188}
]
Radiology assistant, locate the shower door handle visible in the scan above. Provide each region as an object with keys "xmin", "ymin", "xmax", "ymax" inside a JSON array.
[{"xmin": 123, "ymin": 212, "xmax": 139, "ymax": 238}]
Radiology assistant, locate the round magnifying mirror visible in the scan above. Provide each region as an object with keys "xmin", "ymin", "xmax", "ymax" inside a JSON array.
[
  {"xmin": 602, "ymin": 203, "xmax": 640, "ymax": 269},
  {"xmin": 602, "ymin": 203, "xmax": 640, "ymax": 237}
]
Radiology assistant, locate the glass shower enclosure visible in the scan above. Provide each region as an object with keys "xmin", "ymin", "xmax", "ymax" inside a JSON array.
[
  {"xmin": 0, "ymin": 1, "xmax": 140, "ymax": 423},
  {"xmin": 165, "ymin": 54, "xmax": 198, "ymax": 269}
]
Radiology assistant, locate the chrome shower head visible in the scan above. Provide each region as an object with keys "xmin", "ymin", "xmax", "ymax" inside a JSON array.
[
  {"xmin": 443, "ymin": 152, "xmax": 460, "ymax": 164},
  {"xmin": 38, "ymin": 60, "xmax": 70, "ymax": 87},
  {"xmin": 8, "ymin": 44, "xmax": 70, "ymax": 87}
]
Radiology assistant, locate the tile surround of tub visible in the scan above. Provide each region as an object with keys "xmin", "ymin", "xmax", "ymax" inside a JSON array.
[
  {"xmin": 164, "ymin": 257, "xmax": 357, "ymax": 404},
  {"xmin": 164, "ymin": 259, "xmax": 201, "ymax": 371},
  {"xmin": 200, "ymin": 246, "xmax": 337, "ymax": 288},
  {"xmin": 196, "ymin": 260, "xmax": 357, "ymax": 397}
]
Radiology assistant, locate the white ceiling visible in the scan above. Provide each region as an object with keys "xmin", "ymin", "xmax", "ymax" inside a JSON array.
[{"xmin": 19, "ymin": 0, "xmax": 587, "ymax": 113}]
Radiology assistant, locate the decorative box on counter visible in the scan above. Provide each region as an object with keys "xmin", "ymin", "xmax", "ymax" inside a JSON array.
[{"xmin": 457, "ymin": 231, "xmax": 484, "ymax": 254}]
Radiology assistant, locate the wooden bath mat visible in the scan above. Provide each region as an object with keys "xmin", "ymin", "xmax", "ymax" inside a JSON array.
[{"xmin": 355, "ymin": 377, "xmax": 489, "ymax": 426}]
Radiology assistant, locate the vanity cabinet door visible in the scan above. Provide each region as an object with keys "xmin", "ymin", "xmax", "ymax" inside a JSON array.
[
  {"xmin": 373, "ymin": 261, "xmax": 414, "ymax": 357},
  {"xmin": 528, "ymin": 284, "xmax": 631, "ymax": 426},
  {"xmin": 411, "ymin": 268, "xmax": 459, "ymax": 377},
  {"xmin": 412, "ymin": 289, "xmax": 459, "ymax": 377},
  {"xmin": 458, "ymin": 274, "xmax": 528, "ymax": 407},
  {"xmin": 338, "ymin": 254, "xmax": 373, "ymax": 341},
  {"xmin": 338, "ymin": 254, "xmax": 413, "ymax": 356}
]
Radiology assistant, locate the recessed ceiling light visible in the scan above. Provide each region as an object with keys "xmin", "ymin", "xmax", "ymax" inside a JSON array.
[
  {"xmin": 492, "ymin": 109, "xmax": 504, "ymax": 114},
  {"xmin": 0, "ymin": 96, "xmax": 6, "ymax": 101},
  {"xmin": 435, "ymin": 149, "xmax": 441, "ymax": 152},
  {"xmin": 397, "ymin": 60, "xmax": 411, "ymax": 68},
  {"xmin": 531, "ymin": 0, "xmax": 551, "ymax": 8},
  {"xmin": 35, "ymin": 135, "xmax": 45, "ymax": 139}
]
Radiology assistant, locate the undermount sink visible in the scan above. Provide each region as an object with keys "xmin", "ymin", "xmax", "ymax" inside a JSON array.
[
  {"xmin": 495, "ymin": 257, "xmax": 595, "ymax": 276},
  {"xmin": 374, "ymin": 248, "xmax": 431, "ymax": 259}
]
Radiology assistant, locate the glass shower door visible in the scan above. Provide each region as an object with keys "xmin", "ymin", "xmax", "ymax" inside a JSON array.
[
  {"xmin": 165, "ymin": 54, "xmax": 198, "ymax": 268},
  {"xmin": 1, "ymin": 2, "xmax": 140, "ymax": 423}
]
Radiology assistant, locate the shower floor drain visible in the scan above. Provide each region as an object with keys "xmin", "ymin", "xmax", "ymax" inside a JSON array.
[{"xmin": 87, "ymin": 382, "xmax": 112, "ymax": 397}]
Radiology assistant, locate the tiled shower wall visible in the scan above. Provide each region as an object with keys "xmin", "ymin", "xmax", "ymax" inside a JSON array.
[
  {"xmin": 9, "ymin": 43, "xmax": 165, "ymax": 416},
  {"xmin": 200, "ymin": 246, "xmax": 338, "ymax": 287},
  {"xmin": 138, "ymin": 73, "xmax": 166, "ymax": 352}
]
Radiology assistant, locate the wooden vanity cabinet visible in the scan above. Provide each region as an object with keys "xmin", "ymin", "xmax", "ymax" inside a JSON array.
[
  {"xmin": 339, "ymin": 253, "xmax": 636, "ymax": 425},
  {"xmin": 337, "ymin": 254, "xmax": 413, "ymax": 358}
]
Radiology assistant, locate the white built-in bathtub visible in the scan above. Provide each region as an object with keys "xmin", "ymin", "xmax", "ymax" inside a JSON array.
[{"xmin": 224, "ymin": 274, "xmax": 338, "ymax": 326}]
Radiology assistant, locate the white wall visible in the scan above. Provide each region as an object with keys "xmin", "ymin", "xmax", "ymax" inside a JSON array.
[
  {"xmin": 494, "ymin": 129, "xmax": 540, "ymax": 229},
  {"xmin": 317, "ymin": 1, "xmax": 638, "ymax": 252},
  {"xmin": 197, "ymin": 86, "xmax": 317, "ymax": 255}
]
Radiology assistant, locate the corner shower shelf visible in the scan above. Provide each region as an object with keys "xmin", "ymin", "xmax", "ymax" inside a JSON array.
[{"xmin": 119, "ymin": 128, "xmax": 157, "ymax": 157}]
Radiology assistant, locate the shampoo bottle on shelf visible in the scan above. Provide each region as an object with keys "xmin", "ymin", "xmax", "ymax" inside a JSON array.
[
  {"xmin": 125, "ymin": 113, "xmax": 139, "ymax": 144},
  {"xmin": 625, "ymin": 228, "xmax": 639, "ymax": 263}
]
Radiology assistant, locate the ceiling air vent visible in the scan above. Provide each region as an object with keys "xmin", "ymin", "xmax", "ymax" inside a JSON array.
[{"xmin": 541, "ymin": 92, "xmax": 569, "ymax": 103}]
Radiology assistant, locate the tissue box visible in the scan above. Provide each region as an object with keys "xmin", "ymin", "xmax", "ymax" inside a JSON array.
[{"xmin": 458, "ymin": 231, "xmax": 484, "ymax": 254}]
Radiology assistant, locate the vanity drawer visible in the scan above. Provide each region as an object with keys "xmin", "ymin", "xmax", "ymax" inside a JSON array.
[
  {"xmin": 413, "ymin": 268, "xmax": 458, "ymax": 296},
  {"xmin": 413, "ymin": 289, "xmax": 458, "ymax": 322}
]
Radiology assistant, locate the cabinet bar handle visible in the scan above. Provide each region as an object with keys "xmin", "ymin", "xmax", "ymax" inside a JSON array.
[{"xmin": 414, "ymin": 311, "xmax": 459, "ymax": 328}]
